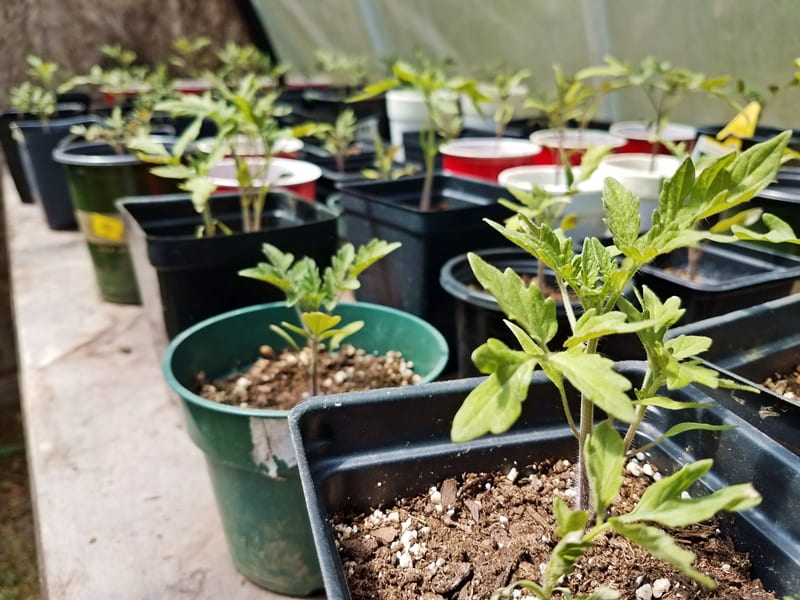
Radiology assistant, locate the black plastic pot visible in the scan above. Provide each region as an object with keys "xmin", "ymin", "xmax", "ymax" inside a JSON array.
[
  {"xmin": 299, "ymin": 142, "xmax": 376, "ymax": 202},
  {"xmin": 337, "ymin": 173, "xmax": 510, "ymax": 354},
  {"xmin": 669, "ymin": 294, "xmax": 800, "ymax": 455},
  {"xmin": 634, "ymin": 242, "xmax": 800, "ymax": 323},
  {"xmin": 0, "ymin": 97, "xmax": 90, "ymax": 205},
  {"xmin": 439, "ymin": 248, "xmax": 583, "ymax": 377},
  {"xmin": 294, "ymin": 89, "xmax": 389, "ymax": 140},
  {"xmin": 289, "ymin": 363, "xmax": 800, "ymax": 599},
  {"xmin": 117, "ymin": 191, "xmax": 339, "ymax": 346},
  {"xmin": 13, "ymin": 112, "xmax": 101, "ymax": 229}
]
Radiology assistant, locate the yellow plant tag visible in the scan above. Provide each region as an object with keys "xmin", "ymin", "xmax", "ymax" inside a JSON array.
[
  {"xmin": 716, "ymin": 100, "xmax": 761, "ymax": 142},
  {"xmin": 90, "ymin": 213, "xmax": 125, "ymax": 241}
]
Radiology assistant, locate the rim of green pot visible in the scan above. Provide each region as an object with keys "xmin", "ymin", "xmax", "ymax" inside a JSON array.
[{"xmin": 162, "ymin": 301, "xmax": 450, "ymax": 419}]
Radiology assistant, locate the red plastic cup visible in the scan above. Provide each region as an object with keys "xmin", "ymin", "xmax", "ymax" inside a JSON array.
[
  {"xmin": 609, "ymin": 121, "xmax": 697, "ymax": 155},
  {"xmin": 209, "ymin": 157, "xmax": 321, "ymax": 202},
  {"xmin": 100, "ymin": 83, "xmax": 151, "ymax": 107},
  {"xmin": 439, "ymin": 138, "xmax": 541, "ymax": 181},
  {"xmin": 529, "ymin": 129, "xmax": 626, "ymax": 166},
  {"xmin": 173, "ymin": 78, "xmax": 214, "ymax": 96}
]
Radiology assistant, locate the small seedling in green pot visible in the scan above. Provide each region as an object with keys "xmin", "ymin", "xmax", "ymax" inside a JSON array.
[
  {"xmin": 453, "ymin": 131, "xmax": 800, "ymax": 598},
  {"xmin": 239, "ymin": 239, "xmax": 401, "ymax": 396}
]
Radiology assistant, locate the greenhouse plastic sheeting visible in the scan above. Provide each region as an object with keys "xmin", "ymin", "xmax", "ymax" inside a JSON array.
[{"xmin": 248, "ymin": 0, "xmax": 800, "ymax": 128}]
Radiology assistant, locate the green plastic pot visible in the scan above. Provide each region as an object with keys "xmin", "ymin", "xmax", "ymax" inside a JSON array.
[
  {"xmin": 52, "ymin": 136, "xmax": 177, "ymax": 304},
  {"xmin": 162, "ymin": 301, "xmax": 448, "ymax": 596}
]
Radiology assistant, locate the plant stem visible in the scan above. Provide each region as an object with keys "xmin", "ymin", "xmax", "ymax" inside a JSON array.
[
  {"xmin": 336, "ymin": 153, "xmax": 345, "ymax": 173},
  {"xmin": 575, "ymin": 394, "xmax": 594, "ymax": 512},
  {"xmin": 202, "ymin": 203, "xmax": 215, "ymax": 237},
  {"xmin": 420, "ymin": 127, "xmax": 436, "ymax": 212},
  {"xmin": 241, "ymin": 190, "xmax": 252, "ymax": 232},
  {"xmin": 309, "ymin": 337, "xmax": 319, "ymax": 397},
  {"xmin": 252, "ymin": 185, "xmax": 269, "ymax": 232}
]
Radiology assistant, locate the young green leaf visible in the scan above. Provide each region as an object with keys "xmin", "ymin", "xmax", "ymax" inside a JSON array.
[
  {"xmin": 451, "ymin": 353, "xmax": 537, "ymax": 443},
  {"xmin": 553, "ymin": 496, "xmax": 589, "ymax": 539},
  {"xmin": 602, "ymin": 178, "xmax": 640, "ymax": 248},
  {"xmin": 585, "ymin": 420, "xmax": 625, "ymax": 519},
  {"xmin": 609, "ymin": 520, "xmax": 715, "ymax": 588},
  {"xmin": 731, "ymin": 213, "xmax": 800, "ymax": 245},
  {"xmin": 469, "ymin": 252, "xmax": 558, "ymax": 346},
  {"xmin": 547, "ymin": 347, "xmax": 636, "ymax": 423},
  {"xmin": 625, "ymin": 459, "xmax": 761, "ymax": 527}
]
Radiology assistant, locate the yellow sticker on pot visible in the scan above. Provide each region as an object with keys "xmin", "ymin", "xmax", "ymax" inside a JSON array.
[{"xmin": 90, "ymin": 213, "xmax": 125, "ymax": 241}]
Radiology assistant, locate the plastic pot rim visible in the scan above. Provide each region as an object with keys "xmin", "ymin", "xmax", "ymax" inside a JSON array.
[
  {"xmin": 529, "ymin": 128, "xmax": 626, "ymax": 150},
  {"xmin": 208, "ymin": 157, "xmax": 322, "ymax": 188},
  {"xmin": 609, "ymin": 120, "xmax": 697, "ymax": 141},
  {"xmin": 52, "ymin": 135, "xmax": 177, "ymax": 167},
  {"xmin": 162, "ymin": 300, "xmax": 450, "ymax": 419},
  {"xmin": 439, "ymin": 137, "xmax": 541, "ymax": 159}
]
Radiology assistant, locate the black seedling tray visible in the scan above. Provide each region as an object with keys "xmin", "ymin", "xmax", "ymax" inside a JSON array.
[
  {"xmin": 290, "ymin": 362, "xmax": 800, "ymax": 599},
  {"xmin": 635, "ymin": 242, "xmax": 800, "ymax": 323}
]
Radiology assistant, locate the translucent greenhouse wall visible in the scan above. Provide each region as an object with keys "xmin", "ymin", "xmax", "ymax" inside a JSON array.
[{"xmin": 249, "ymin": 0, "xmax": 800, "ymax": 128}]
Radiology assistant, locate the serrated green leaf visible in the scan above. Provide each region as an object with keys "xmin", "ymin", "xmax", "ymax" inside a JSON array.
[
  {"xmin": 174, "ymin": 115, "xmax": 204, "ymax": 158},
  {"xmin": 725, "ymin": 131, "xmax": 790, "ymax": 208},
  {"xmin": 451, "ymin": 354, "xmax": 537, "ymax": 443},
  {"xmin": 609, "ymin": 520, "xmax": 714, "ymax": 588},
  {"xmin": 150, "ymin": 164, "xmax": 197, "ymax": 179},
  {"xmin": 585, "ymin": 420, "xmax": 624, "ymax": 517},
  {"xmin": 732, "ymin": 213, "xmax": 800, "ymax": 245},
  {"xmin": 632, "ymin": 395, "xmax": 713, "ymax": 410},
  {"xmin": 603, "ymin": 178, "xmax": 641, "ymax": 248},
  {"xmin": 639, "ymin": 422, "xmax": 734, "ymax": 455},
  {"xmin": 664, "ymin": 334, "xmax": 712, "ymax": 360},
  {"xmin": 469, "ymin": 253, "xmax": 558, "ymax": 346},
  {"xmin": 567, "ymin": 309, "xmax": 661, "ymax": 347},
  {"xmin": 664, "ymin": 359, "xmax": 724, "ymax": 389},
  {"xmin": 351, "ymin": 239, "xmax": 402, "ymax": 276},
  {"xmin": 543, "ymin": 530, "xmax": 594, "ymax": 593},
  {"xmin": 547, "ymin": 346, "xmax": 636, "ymax": 422},
  {"xmin": 181, "ymin": 176, "xmax": 217, "ymax": 212},
  {"xmin": 627, "ymin": 459, "xmax": 761, "ymax": 528},
  {"xmin": 238, "ymin": 265, "xmax": 291, "ymax": 292},
  {"xmin": 648, "ymin": 158, "xmax": 695, "ymax": 234},
  {"xmin": 553, "ymin": 497, "xmax": 588, "ymax": 538},
  {"xmin": 472, "ymin": 337, "xmax": 532, "ymax": 374}
]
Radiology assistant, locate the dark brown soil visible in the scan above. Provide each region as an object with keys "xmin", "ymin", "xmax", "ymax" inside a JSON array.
[
  {"xmin": 762, "ymin": 363, "xmax": 800, "ymax": 403},
  {"xmin": 196, "ymin": 343, "xmax": 420, "ymax": 410},
  {"xmin": 333, "ymin": 458, "xmax": 777, "ymax": 600}
]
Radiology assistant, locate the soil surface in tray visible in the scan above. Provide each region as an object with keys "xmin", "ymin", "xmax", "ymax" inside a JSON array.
[
  {"xmin": 196, "ymin": 343, "xmax": 420, "ymax": 410},
  {"xmin": 334, "ymin": 457, "xmax": 778, "ymax": 600},
  {"xmin": 762, "ymin": 364, "xmax": 800, "ymax": 403}
]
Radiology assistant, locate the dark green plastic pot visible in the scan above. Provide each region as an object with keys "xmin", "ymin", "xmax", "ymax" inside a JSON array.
[
  {"xmin": 162, "ymin": 301, "xmax": 449, "ymax": 596},
  {"xmin": 52, "ymin": 136, "xmax": 177, "ymax": 304}
]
